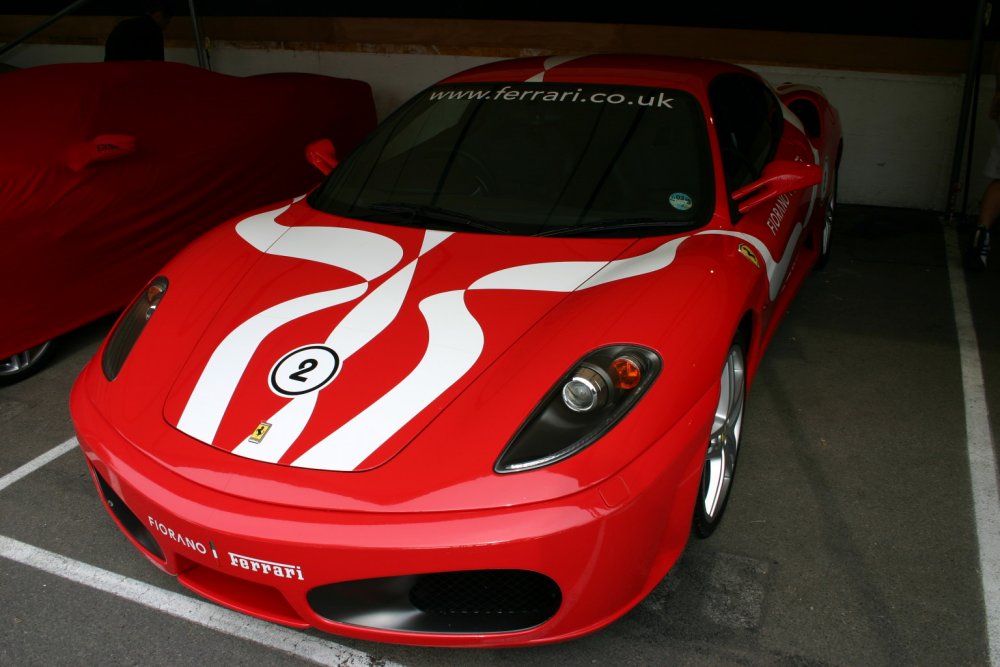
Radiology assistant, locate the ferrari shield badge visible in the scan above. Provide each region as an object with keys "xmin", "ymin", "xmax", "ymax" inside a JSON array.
[
  {"xmin": 248, "ymin": 421, "xmax": 272, "ymax": 444},
  {"xmin": 738, "ymin": 243, "xmax": 760, "ymax": 268}
]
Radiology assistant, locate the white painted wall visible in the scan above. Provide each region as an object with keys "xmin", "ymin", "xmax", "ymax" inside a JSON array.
[
  {"xmin": 756, "ymin": 66, "xmax": 965, "ymax": 212},
  {"xmin": 2, "ymin": 43, "xmax": 983, "ymax": 212}
]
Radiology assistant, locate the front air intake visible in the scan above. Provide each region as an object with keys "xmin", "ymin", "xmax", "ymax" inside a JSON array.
[
  {"xmin": 92, "ymin": 468, "xmax": 165, "ymax": 561},
  {"xmin": 308, "ymin": 569, "xmax": 561, "ymax": 634}
]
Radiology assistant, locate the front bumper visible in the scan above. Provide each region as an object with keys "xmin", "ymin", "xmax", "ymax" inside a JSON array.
[{"xmin": 70, "ymin": 361, "xmax": 713, "ymax": 647}]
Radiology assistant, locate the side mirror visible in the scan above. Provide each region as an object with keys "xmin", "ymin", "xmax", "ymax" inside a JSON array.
[
  {"xmin": 731, "ymin": 159, "xmax": 822, "ymax": 214},
  {"xmin": 64, "ymin": 134, "xmax": 136, "ymax": 171},
  {"xmin": 306, "ymin": 138, "xmax": 338, "ymax": 175}
]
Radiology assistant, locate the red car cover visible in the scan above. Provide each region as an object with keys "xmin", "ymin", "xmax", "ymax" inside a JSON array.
[{"xmin": 0, "ymin": 61, "xmax": 376, "ymax": 360}]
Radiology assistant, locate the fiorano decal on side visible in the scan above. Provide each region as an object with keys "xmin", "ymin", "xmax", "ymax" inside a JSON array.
[
  {"xmin": 738, "ymin": 243, "xmax": 760, "ymax": 268},
  {"xmin": 270, "ymin": 345, "xmax": 340, "ymax": 397},
  {"xmin": 766, "ymin": 193, "xmax": 792, "ymax": 236}
]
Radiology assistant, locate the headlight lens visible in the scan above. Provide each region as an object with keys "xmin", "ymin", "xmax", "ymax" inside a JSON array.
[
  {"xmin": 495, "ymin": 345, "xmax": 661, "ymax": 473},
  {"xmin": 562, "ymin": 365, "xmax": 608, "ymax": 412},
  {"xmin": 102, "ymin": 276, "xmax": 168, "ymax": 381}
]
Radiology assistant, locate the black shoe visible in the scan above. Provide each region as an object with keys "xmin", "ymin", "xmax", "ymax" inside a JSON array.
[
  {"xmin": 965, "ymin": 247, "xmax": 987, "ymax": 271},
  {"xmin": 965, "ymin": 226, "xmax": 990, "ymax": 272}
]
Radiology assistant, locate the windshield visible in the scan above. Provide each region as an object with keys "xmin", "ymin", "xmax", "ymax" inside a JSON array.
[{"xmin": 309, "ymin": 82, "xmax": 714, "ymax": 237}]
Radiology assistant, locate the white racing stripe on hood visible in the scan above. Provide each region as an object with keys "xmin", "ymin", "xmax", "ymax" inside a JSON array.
[
  {"xmin": 580, "ymin": 237, "xmax": 688, "ymax": 289},
  {"xmin": 230, "ymin": 392, "xmax": 319, "ymax": 463},
  {"xmin": 177, "ymin": 284, "xmax": 368, "ymax": 444},
  {"xmin": 469, "ymin": 260, "xmax": 605, "ymax": 292},
  {"xmin": 421, "ymin": 229, "xmax": 452, "ymax": 254},
  {"xmin": 268, "ymin": 226, "xmax": 404, "ymax": 280},
  {"xmin": 291, "ymin": 290, "xmax": 484, "ymax": 471},
  {"xmin": 468, "ymin": 237, "xmax": 689, "ymax": 293},
  {"xmin": 287, "ymin": 239, "xmax": 694, "ymax": 470},
  {"xmin": 236, "ymin": 206, "xmax": 404, "ymax": 280},
  {"xmin": 326, "ymin": 259, "xmax": 419, "ymax": 358},
  {"xmin": 230, "ymin": 259, "xmax": 421, "ymax": 463},
  {"xmin": 179, "ymin": 219, "xmax": 415, "ymax": 449},
  {"xmin": 187, "ymin": 220, "xmax": 808, "ymax": 470},
  {"xmin": 235, "ymin": 204, "xmax": 292, "ymax": 250}
]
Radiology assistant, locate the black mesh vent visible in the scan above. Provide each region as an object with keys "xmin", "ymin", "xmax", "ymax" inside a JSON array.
[
  {"xmin": 92, "ymin": 468, "xmax": 165, "ymax": 561},
  {"xmin": 308, "ymin": 569, "xmax": 561, "ymax": 633},
  {"xmin": 409, "ymin": 569, "xmax": 560, "ymax": 617}
]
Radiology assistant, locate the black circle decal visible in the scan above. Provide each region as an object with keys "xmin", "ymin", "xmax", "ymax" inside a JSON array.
[{"xmin": 270, "ymin": 345, "xmax": 340, "ymax": 396}]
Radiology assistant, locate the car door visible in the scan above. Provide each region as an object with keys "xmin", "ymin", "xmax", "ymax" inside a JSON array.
[{"xmin": 709, "ymin": 72, "xmax": 815, "ymax": 299}]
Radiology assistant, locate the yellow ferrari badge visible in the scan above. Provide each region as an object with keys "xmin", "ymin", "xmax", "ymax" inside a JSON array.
[
  {"xmin": 248, "ymin": 422, "xmax": 272, "ymax": 444},
  {"xmin": 738, "ymin": 243, "xmax": 760, "ymax": 268}
]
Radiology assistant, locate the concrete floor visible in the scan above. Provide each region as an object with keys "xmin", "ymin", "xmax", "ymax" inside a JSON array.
[{"xmin": 0, "ymin": 204, "xmax": 996, "ymax": 666}]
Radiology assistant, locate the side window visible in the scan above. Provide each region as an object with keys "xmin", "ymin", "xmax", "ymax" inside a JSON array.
[{"xmin": 709, "ymin": 74, "xmax": 783, "ymax": 192}]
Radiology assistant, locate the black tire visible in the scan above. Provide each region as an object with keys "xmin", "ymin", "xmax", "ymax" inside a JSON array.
[
  {"xmin": 693, "ymin": 333, "xmax": 747, "ymax": 538},
  {"xmin": 815, "ymin": 170, "xmax": 837, "ymax": 270},
  {"xmin": 0, "ymin": 341, "xmax": 54, "ymax": 385}
]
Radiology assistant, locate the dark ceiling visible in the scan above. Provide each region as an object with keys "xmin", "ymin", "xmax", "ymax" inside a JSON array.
[{"xmin": 0, "ymin": 1, "xmax": 991, "ymax": 40}]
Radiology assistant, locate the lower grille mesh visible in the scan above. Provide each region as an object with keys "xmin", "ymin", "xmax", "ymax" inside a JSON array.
[
  {"xmin": 308, "ymin": 569, "xmax": 561, "ymax": 633},
  {"xmin": 409, "ymin": 569, "xmax": 560, "ymax": 617}
]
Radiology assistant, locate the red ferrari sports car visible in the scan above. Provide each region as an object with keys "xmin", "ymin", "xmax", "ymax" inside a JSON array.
[
  {"xmin": 71, "ymin": 55, "xmax": 842, "ymax": 647},
  {"xmin": 1, "ymin": 61, "xmax": 375, "ymax": 381}
]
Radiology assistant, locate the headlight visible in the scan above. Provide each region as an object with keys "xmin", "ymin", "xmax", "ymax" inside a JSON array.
[
  {"xmin": 495, "ymin": 345, "xmax": 661, "ymax": 473},
  {"xmin": 102, "ymin": 276, "xmax": 168, "ymax": 381},
  {"xmin": 562, "ymin": 366, "xmax": 608, "ymax": 413}
]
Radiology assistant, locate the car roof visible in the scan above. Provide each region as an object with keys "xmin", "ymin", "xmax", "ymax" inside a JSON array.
[{"xmin": 439, "ymin": 54, "xmax": 755, "ymax": 91}]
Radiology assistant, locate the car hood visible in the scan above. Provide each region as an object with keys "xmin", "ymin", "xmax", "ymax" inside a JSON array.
[{"xmin": 162, "ymin": 200, "xmax": 672, "ymax": 472}]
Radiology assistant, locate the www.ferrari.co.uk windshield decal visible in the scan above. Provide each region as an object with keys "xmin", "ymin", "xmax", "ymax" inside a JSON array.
[{"xmin": 176, "ymin": 201, "xmax": 805, "ymax": 471}]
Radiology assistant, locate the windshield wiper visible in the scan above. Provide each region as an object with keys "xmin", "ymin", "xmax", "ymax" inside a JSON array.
[
  {"xmin": 534, "ymin": 218, "xmax": 697, "ymax": 238},
  {"xmin": 366, "ymin": 202, "xmax": 508, "ymax": 234}
]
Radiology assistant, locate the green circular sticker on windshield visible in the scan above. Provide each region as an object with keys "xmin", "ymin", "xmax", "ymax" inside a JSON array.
[{"xmin": 669, "ymin": 193, "xmax": 693, "ymax": 211}]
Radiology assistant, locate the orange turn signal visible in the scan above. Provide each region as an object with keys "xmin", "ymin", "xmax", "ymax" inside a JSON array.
[{"xmin": 610, "ymin": 356, "xmax": 642, "ymax": 390}]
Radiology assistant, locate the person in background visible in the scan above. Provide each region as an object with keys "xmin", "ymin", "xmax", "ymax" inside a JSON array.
[
  {"xmin": 970, "ymin": 17, "xmax": 1000, "ymax": 271},
  {"xmin": 104, "ymin": 0, "xmax": 171, "ymax": 62}
]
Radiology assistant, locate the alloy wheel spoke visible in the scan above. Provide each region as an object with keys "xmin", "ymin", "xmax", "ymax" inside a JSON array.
[
  {"xmin": 0, "ymin": 342, "xmax": 51, "ymax": 377},
  {"xmin": 701, "ymin": 343, "xmax": 745, "ymax": 521}
]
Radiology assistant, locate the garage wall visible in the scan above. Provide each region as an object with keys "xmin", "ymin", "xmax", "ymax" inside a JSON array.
[{"xmin": 0, "ymin": 15, "xmax": 990, "ymax": 213}]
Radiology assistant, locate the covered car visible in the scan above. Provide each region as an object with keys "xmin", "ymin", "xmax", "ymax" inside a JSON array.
[{"xmin": 1, "ymin": 61, "xmax": 375, "ymax": 380}]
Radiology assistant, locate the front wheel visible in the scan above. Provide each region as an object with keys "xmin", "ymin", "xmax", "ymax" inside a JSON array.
[
  {"xmin": 693, "ymin": 336, "xmax": 746, "ymax": 538},
  {"xmin": 815, "ymin": 171, "xmax": 837, "ymax": 270}
]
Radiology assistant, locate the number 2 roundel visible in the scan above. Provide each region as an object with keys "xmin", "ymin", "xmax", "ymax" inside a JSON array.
[{"xmin": 270, "ymin": 345, "xmax": 340, "ymax": 397}]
